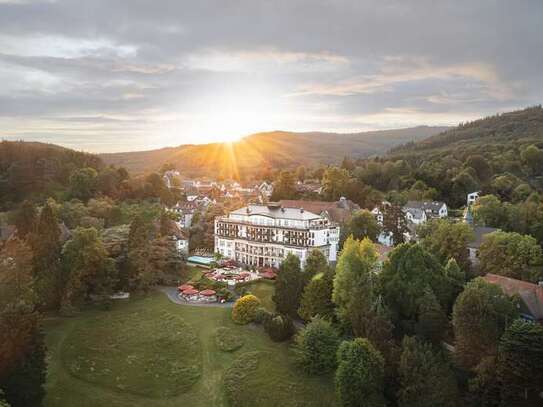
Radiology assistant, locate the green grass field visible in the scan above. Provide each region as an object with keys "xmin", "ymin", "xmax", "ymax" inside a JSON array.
[
  {"xmin": 44, "ymin": 291, "xmax": 335, "ymax": 407},
  {"xmin": 239, "ymin": 280, "xmax": 276, "ymax": 312}
]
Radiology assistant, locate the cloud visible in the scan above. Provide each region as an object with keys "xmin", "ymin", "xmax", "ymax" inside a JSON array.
[{"xmin": 0, "ymin": 0, "xmax": 542, "ymax": 152}]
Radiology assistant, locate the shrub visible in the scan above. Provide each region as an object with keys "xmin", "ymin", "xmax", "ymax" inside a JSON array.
[
  {"xmin": 264, "ymin": 313, "xmax": 295, "ymax": 342},
  {"xmin": 214, "ymin": 327, "xmax": 244, "ymax": 352},
  {"xmin": 231, "ymin": 295, "xmax": 261, "ymax": 324},
  {"xmin": 254, "ymin": 307, "xmax": 272, "ymax": 324},
  {"xmin": 293, "ymin": 317, "xmax": 340, "ymax": 375}
]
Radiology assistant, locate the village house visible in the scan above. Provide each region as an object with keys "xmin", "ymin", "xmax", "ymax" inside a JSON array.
[
  {"xmin": 482, "ymin": 273, "xmax": 543, "ymax": 324},
  {"xmin": 214, "ymin": 202, "xmax": 341, "ymax": 268},
  {"xmin": 403, "ymin": 200, "xmax": 448, "ymax": 221},
  {"xmin": 467, "ymin": 226, "xmax": 499, "ymax": 265},
  {"xmin": 257, "ymin": 181, "xmax": 274, "ymax": 198},
  {"xmin": 169, "ymin": 201, "xmax": 198, "ymax": 228},
  {"xmin": 467, "ymin": 191, "xmax": 480, "ymax": 206},
  {"xmin": 171, "ymin": 222, "xmax": 189, "ymax": 255},
  {"xmin": 371, "ymin": 201, "xmax": 417, "ymax": 247}
]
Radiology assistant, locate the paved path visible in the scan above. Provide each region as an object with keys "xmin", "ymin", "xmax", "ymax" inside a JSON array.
[{"xmin": 157, "ymin": 286, "xmax": 234, "ymax": 308}]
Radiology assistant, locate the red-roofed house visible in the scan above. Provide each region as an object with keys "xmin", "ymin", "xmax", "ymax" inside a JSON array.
[{"xmin": 482, "ymin": 273, "xmax": 543, "ymax": 324}]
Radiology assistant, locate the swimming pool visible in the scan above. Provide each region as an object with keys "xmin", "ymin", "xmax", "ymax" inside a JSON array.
[{"xmin": 187, "ymin": 255, "xmax": 215, "ymax": 266}]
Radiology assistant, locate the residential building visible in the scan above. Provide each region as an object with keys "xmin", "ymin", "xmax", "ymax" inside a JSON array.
[
  {"xmin": 468, "ymin": 226, "xmax": 499, "ymax": 265},
  {"xmin": 482, "ymin": 273, "xmax": 543, "ymax": 324},
  {"xmin": 171, "ymin": 223, "xmax": 189, "ymax": 255},
  {"xmin": 371, "ymin": 201, "xmax": 415, "ymax": 247},
  {"xmin": 214, "ymin": 202, "xmax": 340, "ymax": 268},
  {"xmin": 169, "ymin": 201, "xmax": 198, "ymax": 228},
  {"xmin": 403, "ymin": 200, "xmax": 448, "ymax": 221},
  {"xmin": 258, "ymin": 182, "xmax": 274, "ymax": 198},
  {"xmin": 467, "ymin": 191, "xmax": 480, "ymax": 206}
]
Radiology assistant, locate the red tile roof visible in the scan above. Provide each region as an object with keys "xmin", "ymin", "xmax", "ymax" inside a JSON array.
[{"xmin": 482, "ymin": 273, "xmax": 543, "ymax": 322}]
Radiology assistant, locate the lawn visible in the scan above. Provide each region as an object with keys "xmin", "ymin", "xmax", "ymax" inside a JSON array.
[
  {"xmin": 238, "ymin": 280, "xmax": 276, "ymax": 312},
  {"xmin": 44, "ymin": 291, "xmax": 335, "ymax": 407}
]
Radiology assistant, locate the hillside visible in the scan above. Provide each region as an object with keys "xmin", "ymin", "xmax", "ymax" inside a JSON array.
[
  {"xmin": 367, "ymin": 106, "xmax": 543, "ymax": 207},
  {"xmin": 389, "ymin": 106, "xmax": 543, "ymax": 158},
  {"xmin": 100, "ymin": 126, "xmax": 448, "ymax": 177},
  {"xmin": 0, "ymin": 141, "xmax": 103, "ymax": 207}
]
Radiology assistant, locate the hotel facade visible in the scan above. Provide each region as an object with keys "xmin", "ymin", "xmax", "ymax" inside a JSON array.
[{"xmin": 214, "ymin": 203, "xmax": 340, "ymax": 268}]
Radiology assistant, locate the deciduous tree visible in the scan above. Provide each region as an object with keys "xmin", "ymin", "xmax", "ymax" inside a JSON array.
[
  {"xmin": 479, "ymin": 231, "xmax": 542, "ymax": 282},
  {"xmin": 452, "ymin": 278, "xmax": 518, "ymax": 370}
]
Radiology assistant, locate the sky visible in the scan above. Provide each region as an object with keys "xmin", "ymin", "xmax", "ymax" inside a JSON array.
[{"xmin": 0, "ymin": 0, "xmax": 542, "ymax": 153}]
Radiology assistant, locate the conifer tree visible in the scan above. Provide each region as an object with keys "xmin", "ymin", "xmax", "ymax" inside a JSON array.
[
  {"xmin": 497, "ymin": 319, "xmax": 543, "ymax": 405},
  {"xmin": 273, "ymin": 254, "xmax": 304, "ymax": 318},
  {"xmin": 397, "ymin": 336, "xmax": 459, "ymax": 407},
  {"xmin": 13, "ymin": 200, "xmax": 37, "ymax": 239}
]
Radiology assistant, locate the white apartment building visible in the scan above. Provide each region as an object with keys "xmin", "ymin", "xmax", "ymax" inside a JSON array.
[{"xmin": 214, "ymin": 203, "xmax": 340, "ymax": 268}]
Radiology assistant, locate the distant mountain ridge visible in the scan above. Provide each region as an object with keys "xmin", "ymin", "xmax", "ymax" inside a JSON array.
[{"xmin": 100, "ymin": 126, "xmax": 449, "ymax": 177}]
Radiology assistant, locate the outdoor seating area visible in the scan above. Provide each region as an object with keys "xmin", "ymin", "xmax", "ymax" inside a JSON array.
[
  {"xmin": 204, "ymin": 266, "xmax": 260, "ymax": 286},
  {"xmin": 177, "ymin": 284, "xmax": 217, "ymax": 303}
]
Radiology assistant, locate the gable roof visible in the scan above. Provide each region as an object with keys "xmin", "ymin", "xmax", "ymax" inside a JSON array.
[
  {"xmin": 468, "ymin": 226, "xmax": 499, "ymax": 249},
  {"xmin": 482, "ymin": 273, "xmax": 543, "ymax": 322},
  {"xmin": 404, "ymin": 207, "xmax": 426, "ymax": 221},
  {"xmin": 278, "ymin": 199, "xmax": 359, "ymax": 223},
  {"xmin": 404, "ymin": 200, "xmax": 446, "ymax": 214}
]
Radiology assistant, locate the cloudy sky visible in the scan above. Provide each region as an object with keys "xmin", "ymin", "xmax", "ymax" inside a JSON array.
[{"xmin": 1, "ymin": 0, "xmax": 542, "ymax": 152}]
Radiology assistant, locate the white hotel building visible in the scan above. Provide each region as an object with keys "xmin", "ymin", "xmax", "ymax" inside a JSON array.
[{"xmin": 214, "ymin": 203, "xmax": 340, "ymax": 268}]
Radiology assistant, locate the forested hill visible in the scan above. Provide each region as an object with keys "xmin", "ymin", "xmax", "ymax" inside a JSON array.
[
  {"xmin": 100, "ymin": 126, "xmax": 448, "ymax": 177},
  {"xmin": 389, "ymin": 106, "xmax": 543, "ymax": 155},
  {"xmin": 367, "ymin": 106, "xmax": 543, "ymax": 208},
  {"xmin": 0, "ymin": 141, "xmax": 103, "ymax": 207}
]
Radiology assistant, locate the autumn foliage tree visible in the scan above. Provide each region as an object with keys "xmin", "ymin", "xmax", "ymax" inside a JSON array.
[{"xmin": 232, "ymin": 295, "xmax": 261, "ymax": 324}]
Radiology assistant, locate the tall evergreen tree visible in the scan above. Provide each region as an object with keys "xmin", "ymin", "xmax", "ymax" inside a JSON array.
[
  {"xmin": 272, "ymin": 254, "xmax": 304, "ymax": 318},
  {"xmin": 0, "ymin": 322, "xmax": 46, "ymax": 407},
  {"xmin": 379, "ymin": 243, "xmax": 451, "ymax": 335},
  {"xmin": 397, "ymin": 336, "xmax": 459, "ymax": 407},
  {"xmin": 13, "ymin": 200, "xmax": 38, "ymax": 240},
  {"xmin": 303, "ymin": 249, "xmax": 328, "ymax": 280},
  {"xmin": 29, "ymin": 203, "xmax": 62, "ymax": 309},
  {"xmin": 444, "ymin": 258, "xmax": 465, "ymax": 312},
  {"xmin": 497, "ymin": 319, "xmax": 543, "ymax": 405},
  {"xmin": 298, "ymin": 269, "xmax": 335, "ymax": 321},
  {"xmin": 382, "ymin": 203, "xmax": 408, "ymax": 245},
  {"xmin": 335, "ymin": 338, "xmax": 385, "ymax": 407},
  {"xmin": 415, "ymin": 288, "xmax": 448, "ymax": 344}
]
